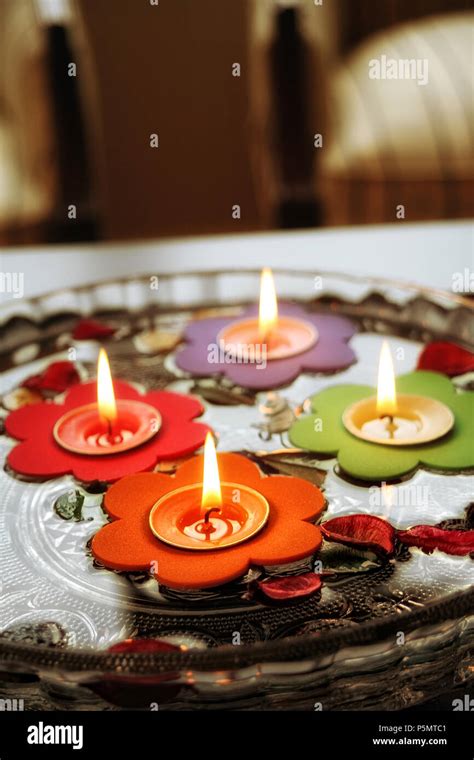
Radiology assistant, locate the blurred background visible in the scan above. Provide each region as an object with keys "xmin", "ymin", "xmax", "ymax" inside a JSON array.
[{"xmin": 0, "ymin": 0, "xmax": 472, "ymax": 245}]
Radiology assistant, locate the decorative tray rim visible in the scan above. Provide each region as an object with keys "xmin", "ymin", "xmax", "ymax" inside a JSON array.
[{"xmin": 0, "ymin": 587, "xmax": 473, "ymax": 674}]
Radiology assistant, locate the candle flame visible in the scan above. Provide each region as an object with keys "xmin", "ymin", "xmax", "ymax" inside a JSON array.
[
  {"xmin": 258, "ymin": 267, "xmax": 278, "ymax": 341},
  {"xmin": 201, "ymin": 432, "xmax": 222, "ymax": 511},
  {"xmin": 376, "ymin": 340, "xmax": 398, "ymax": 416},
  {"xmin": 97, "ymin": 348, "xmax": 117, "ymax": 425}
]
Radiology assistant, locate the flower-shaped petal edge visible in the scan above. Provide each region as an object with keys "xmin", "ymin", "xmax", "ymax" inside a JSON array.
[
  {"xmin": 6, "ymin": 381, "xmax": 210, "ymax": 482},
  {"xmin": 92, "ymin": 454, "xmax": 324, "ymax": 588},
  {"xmin": 289, "ymin": 371, "xmax": 474, "ymax": 481},
  {"xmin": 175, "ymin": 304, "xmax": 357, "ymax": 390}
]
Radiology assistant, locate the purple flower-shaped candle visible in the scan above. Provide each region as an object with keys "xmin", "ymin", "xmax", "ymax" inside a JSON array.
[{"xmin": 176, "ymin": 287, "xmax": 357, "ymax": 390}]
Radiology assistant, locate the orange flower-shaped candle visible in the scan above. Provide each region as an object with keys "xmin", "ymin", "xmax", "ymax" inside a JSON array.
[{"xmin": 91, "ymin": 445, "xmax": 324, "ymax": 589}]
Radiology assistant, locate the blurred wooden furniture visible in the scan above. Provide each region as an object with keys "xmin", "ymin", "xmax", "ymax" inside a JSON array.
[
  {"xmin": 0, "ymin": 0, "xmax": 275, "ymax": 244},
  {"xmin": 1, "ymin": 0, "xmax": 472, "ymax": 244},
  {"xmin": 0, "ymin": 0, "xmax": 58, "ymax": 244},
  {"xmin": 0, "ymin": 0, "xmax": 96, "ymax": 245},
  {"xmin": 74, "ymin": 0, "xmax": 265, "ymax": 240},
  {"xmin": 298, "ymin": 0, "xmax": 474, "ymax": 225}
]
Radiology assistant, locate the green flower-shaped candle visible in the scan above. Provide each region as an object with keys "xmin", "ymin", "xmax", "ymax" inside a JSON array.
[{"xmin": 289, "ymin": 368, "xmax": 474, "ymax": 482}]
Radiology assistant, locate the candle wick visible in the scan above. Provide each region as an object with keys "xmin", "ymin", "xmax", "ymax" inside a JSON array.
[
  {"xmin": 195, "ymin": 507, "xmax": 221, "ymax": 540},
  {"xmin": 204, "ymin": 507, "xmax": 221, "ymax": 525},
  {"xmin": 384, "ymin": 414, "xmax": 397, "ymax": 439},
  {"xmin": 105, "ymin": 416, "xmax": 120, "ymax": 444}
]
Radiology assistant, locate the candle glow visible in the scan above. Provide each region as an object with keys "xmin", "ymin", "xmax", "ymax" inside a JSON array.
[
  {"xmin": 216, "ymin": 268, "xmax": 317, "ymax": 364},
  {"xmin": 376, "ymin": 341, "xmax": 398, "ymax": 417},
  {"xmin": 150, "ymin": 441, "xmax": 270, "ymax": 551},
  {"xmin": 201, "ymin": 432, "xmax": 222, "ymax": 512},
  {"xmin": 258, "ymin": 268, "xmax": 278, "ymax": 342},
  {"xmin": 53, "ymin": 349, "xmax": 161, "ymax": 456},
  {"xmin": 342, "ymin": 341, "xmax": 455, "ymax": 447},
  {"xmin": 97, "ymin": 349, "xmax": 117, "ymax": 427}
]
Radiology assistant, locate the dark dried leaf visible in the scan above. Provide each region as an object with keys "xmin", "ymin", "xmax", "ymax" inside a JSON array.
[
  {"xmin": 54, "ymin": 491, "xmax": 85, "ymax": 521},
  {"xmin": 191, "ymin": 380, "xmax": 255, "ymax": 406},
  {"xmin": 318, "ymin": 541, "xmax": 382, "ymax": 575},
  {"xmin": 254, "ymin": 454, "xmax": 327, "ymax": 486}
]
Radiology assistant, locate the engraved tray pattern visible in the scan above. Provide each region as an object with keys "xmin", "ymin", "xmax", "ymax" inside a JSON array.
[{"xmin": 0, "ymin": 269, "xmax": 473, "ymax": 710}]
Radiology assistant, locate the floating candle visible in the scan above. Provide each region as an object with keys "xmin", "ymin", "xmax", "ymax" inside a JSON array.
[
  {"xmin": 217, "ymin": 268, "xmax": 317, "ymax": 361},
  {"xmin": 53, "ymin": 349, "xmax": 161, "ymax": 455},
  {"xmin": 149, "ymin": 433, "xmax": 269, "ymax": 550},
  {"xmin": 343, "ymin": 341, "xmax": 454, "ymax": 446},
  {"xmin": 92, "ymin": 451, "xmax": 324, "ymax": 588}
]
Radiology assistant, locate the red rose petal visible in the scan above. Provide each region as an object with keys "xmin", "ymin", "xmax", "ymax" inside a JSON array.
[
  {"xmin": 72, "ymin": 318, "xmax": 116, "ymax": 341},
  {"xmin": 321, "ymin": 515, "xmax": 395, "ymax": 556},
  {"xmin": 417, "ymin": 342, "xmax": 474, "ymax": 377},
  {"xmin": 97, "ymin": 638, "xmax": 183, "ymax": 706},
  {"xmin": 108, "ymin": 638, "xmax": 181, "ymax": 654},
  {"xmin": 257, "ymin": 572, "xmax": 322, "ymax": 600},
  {"xmin": 22, "ymin": 361, "xmax": 80, "ymax": 394},
  {"xmin": 397, "ymin": 525, "xmax": 474, "ymax": 556}
]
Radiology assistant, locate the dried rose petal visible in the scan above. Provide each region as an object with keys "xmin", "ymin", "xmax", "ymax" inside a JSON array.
[
  {"xmin": 397, "ymin": 525, "xmax": 474, "ymax": 556},
  {"xmin": 417, "ymin": 341, "xmax": 474, "ymax": 377},
  {"xmin": 22, "ymin": 361, "xmax": 80, "ymax": 394},
  {"xmin": 108, "ymin": 638, "xmax": 180, "ymax": 654},
  {"xmin": 257, "ymin": 573, "xmax": 322, "ymax": 601},
  {"xmin": 321, "ymin": 515, "xmax": 395, "ymax": 556},
  {"xmin": 94, "ymin": 638, "xmax": 183, "ymax": 706},
  {"xmin": 72, "ymin": 318, "xmax": 116, "ymax": 341}
]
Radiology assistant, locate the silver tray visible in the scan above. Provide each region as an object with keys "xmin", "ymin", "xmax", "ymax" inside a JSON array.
[{"xmin": 0, "ymin": 267, "xmax": 473, "ymax": 710}]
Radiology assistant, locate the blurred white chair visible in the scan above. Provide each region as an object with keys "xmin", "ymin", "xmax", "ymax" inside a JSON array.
[{"xmin": 0, "ymin": 0, "xmax": 60, "ymax": 241}]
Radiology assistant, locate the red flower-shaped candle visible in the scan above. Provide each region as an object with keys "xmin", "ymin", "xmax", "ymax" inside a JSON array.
[
  {"xmin": 5, "ymin": 350, "xmax": 210, "ymax": 483},
  {"xmin": 176, "ymin": 269, "xmax": 357, "ymax": 389},
  {"xmin": 91, "ymin": 435, "xmax": 324, "ymax": 589}
]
